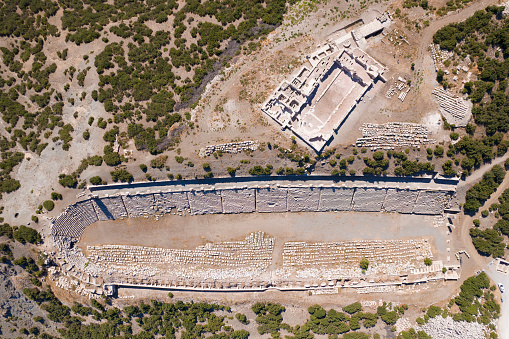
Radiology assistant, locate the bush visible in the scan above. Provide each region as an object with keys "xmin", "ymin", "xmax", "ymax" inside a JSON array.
[
  {"xmin": 139, "ymin": 164, "xmax": 147, "ymax": 172},
  {"xmin": 235, "ymin": 313, "xmax": 250, "ymax": 325},
  {"xmin": 450, "ymin": 132, "xmax": 459, "ymax": 140},
  {"xmin": 103, "ymin": 151, "xmax": 122, "ymax": 166},
  {"xmin": 227, "ymin": 166, "xmax": 238, "ymax": 176},
  {"xmin": 110, "ymin": 169, "xmax": 133, "ymax": 183},
  {"xmin": 51, "ymin": 192, "xmax": 62, "ymax": 200},
  {"xmin": 151, "ymin": 155, "xmax": 168, "ymax": 168},
  {"xmin": 43, "ymin": 200, "xmax": 54, "ymax": 211},
  {"xmin": 473, "ymin": 219, "xmax": 481, "ymax": 226},
  {"xmin": 343, "ymin": 302, "xmax": 362, "ymax": 314},
  {"xmin": 89, "ymin": 176, "xmax": 105, "ymax": 185},
  {"xmin": 83, "ymin": 130, "xmax": 90, "ymax": 140},
  {"xmin": 58, "ymin": 174, "xmax": 77, "ymax": 188}
]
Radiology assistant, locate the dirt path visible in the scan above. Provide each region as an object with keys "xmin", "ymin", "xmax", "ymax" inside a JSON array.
[
  {"xmin": 457, "ymin": 170, "xmax": 509, "ymax": 273},
  {"xmin": 454, "ymin": 161, "xmax": 509, "ymax": 337},
  {"xmin": 415, "ymin": 0, "xmax": 500, "ymax": 72},
  {"xmin": 459, "ymin": 154, "xmax": 509, "ymax": 188}
]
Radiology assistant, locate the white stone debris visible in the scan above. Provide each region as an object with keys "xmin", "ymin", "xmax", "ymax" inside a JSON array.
[
  {"xmin": 356, "ymin": 122, "xmax": 435, "ymax": 150},
  {"xmin": 199, "ymin": 141, "xmax": 259, "ymax": 157},
  {"xmin": 419, "ymin": 316, "xmax": 489, "ymax": 339}
]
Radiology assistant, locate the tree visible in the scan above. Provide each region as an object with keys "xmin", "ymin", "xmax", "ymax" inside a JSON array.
[
  {"xmin": 437, "ymin": 69, "xmax": 445, "ymax": 83},
  {"xmin": 360, "ymin": 258, "xmax": 369, "ymax": 270},
  {"xmin": 13, "ymin": 226, "xmax": 41, "ymax": 244},
  {"xmin": 424, "ymin": 258, "xmax": 432, "ymax": 266}
]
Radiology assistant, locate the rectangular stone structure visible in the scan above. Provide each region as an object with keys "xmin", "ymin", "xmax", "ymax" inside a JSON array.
[
  {"xmin": 256, "ymin": 187, "xmax": 288, "ymax": 213},
  {"xmin": 188, "ymin": 190, "xmax": 223, "ymax": 214},
  {"xmin": 352, "ymin": 187, "xmax": 387, "ymax": 212},
  {"xmin": 92, "ymin": 196, "xmax": 127, "ymax": 220},
  {"xmin": 318, "ymin": 187, "xmax": 354, "ymax": 211},
  {"xmin": 221, "ymin": 188, "xmax": 255, "ymax": 214},
  {"xmin": 122, "ymin": 193, "xmax": 156, "ymax": 217},
  {"xmin": 287, "ymin": 187, "xmax": 320, "ymax": 212},
  {"xmin": 383, "ymin": 189, "xmax": 419, "ymax": 214},
  {"xmin": 153, "ymin": 191, "xmax": 189, "ymax": 213},
  {"xmin": 412, "ymin": 190, "xmax": 449, "ymax": 215}
]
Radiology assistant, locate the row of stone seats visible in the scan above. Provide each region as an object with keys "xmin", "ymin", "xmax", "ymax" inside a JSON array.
[
  {"xmin": 123, "ymin": 193, "xmax": 156, "ymax": 218},
  {"xmin": 318, "ymin": 187, "xmax": 354, "ymax": 211},
  {"xmin": 51, "ymin": 200, "xmax": 98, "ymax": 239},
  {"xmin": 154, "ymin": 191, "xmax": 189, "ymax": 213},
  {"xmin": 412, "ymin": 190, "xmax": 450, "ymax": 214},
  {"xmin": 383, "ymin": 189, "xmax": 419, "ymax": 214},
  {"xmin": 92, "ymin": 196, "xmax": 127, "ymax": 220},
  {"xmin": 256, "ymin": 187, "xmax": 288, "ymax": 212},
  {"xmin": 221, "ymin": 188, "xmax": 256, "ymax": 213},
  {"xmin": 188, "ymin": 191, "xmax": 223, "ymax": 214},
  {"xmin": 352, "ymin": 188, "xmax": 387, "ymax": 212},
  {"xmin": 51, "ymin": 187, "xmax": 452, "ymax": 242},
  {"xmin": 287, "ymin": 187, "xmax": 320, "ymax": 212}
]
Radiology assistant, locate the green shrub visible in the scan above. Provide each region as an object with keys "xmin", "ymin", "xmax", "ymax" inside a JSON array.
[
  {"xmin": 58, "ymin": 174, "xmax": 77, "ymax": 188},
  {"xmin": 360, "ymin": 258, "xmax": 369, "ymax": 270},
  {"xmin": 342, "ymin": 302, "xmax": 362, "ymax": 314},
  {"xmin": 89, "ymin": 176, "xmax": 105, "ymax": 185},
  {"xmin": 235, "ymin": 313, "xmax": 250, "ymax": 325},
  {"xmin": 43, "ymin": 200, "xmax": 54, "ymax": 211},
  {"xmin": 51, "ymin": 192, "xmax": 62, "ymax": 200},
  {"xmin": 110, "ymin": 169, "xmax": 133, "ymax": 183}
]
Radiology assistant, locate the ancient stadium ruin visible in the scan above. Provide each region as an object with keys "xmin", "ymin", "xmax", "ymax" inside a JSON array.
[{"xmin": 47, "ymin": 176, "xmax": 460, "ymax": 298}]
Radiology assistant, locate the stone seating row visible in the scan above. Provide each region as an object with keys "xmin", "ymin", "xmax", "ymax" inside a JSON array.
[{"xmin": 51, "ymin": 187, "xmax": 452, "ymax": 239}]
